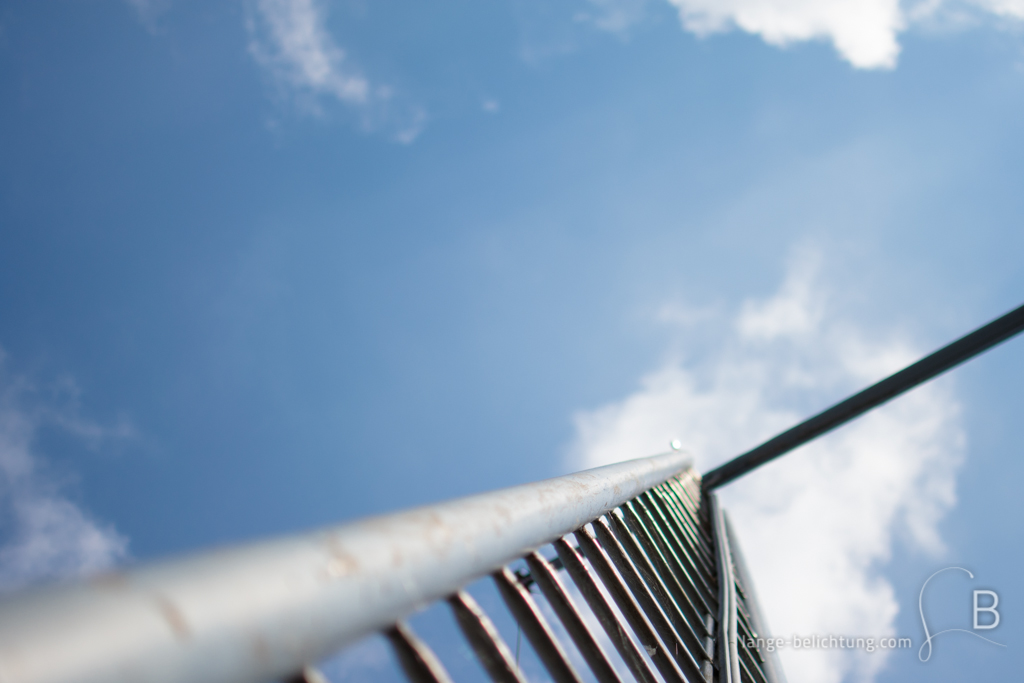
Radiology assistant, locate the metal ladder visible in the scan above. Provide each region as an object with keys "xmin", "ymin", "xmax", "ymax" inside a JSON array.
[
  {"xmin": 1, "ymin": 303, "xmax": 1021, "ymax": 683},
  {"xmin": 356, "ymin": 465, "xmax": 782, "ymax": 683}
]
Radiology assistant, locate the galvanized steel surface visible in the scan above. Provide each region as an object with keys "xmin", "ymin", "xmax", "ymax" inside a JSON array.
[
  {"xmin": 710, "ymin": 493, "xmax": 741, "ymax": 683},
  {"xmin": 726, "ymin": 515, "xmax": 786, "ymax": 683},
  {"xmin": 0, "ymin": 451, "xmax": 689, "ymax": 683}
]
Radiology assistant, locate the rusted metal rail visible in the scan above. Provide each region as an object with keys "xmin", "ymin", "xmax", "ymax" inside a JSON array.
[{"xmin": 0, "ymin": 451, "xmax": 783, "ymax": 683}]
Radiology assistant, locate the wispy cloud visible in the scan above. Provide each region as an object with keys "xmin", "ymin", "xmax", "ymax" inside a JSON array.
[
  {"xmin": 575, "ymin": 0, "xmax": 652, "ymax": 35},
  {"xmin": 247, "ymin": 0, "xmax": 426, "ymax": 142},
  {"xmin": 248, "ymin": 0, "xmax": 369, "ymax": 106},
  {"xmin": 124, "ymin": 0, "xmax": 172, "ymax": 31},
  {"xmin": 0, "ymin": 354, "xmax": 130, "ymax": 592},
  {"xmin": 972, "ymin": 0, "xmax": 1024, "ymax": 19},
  {"xmin": 569, "ymin": 247, "xmax": 965, "ymax": 682}
]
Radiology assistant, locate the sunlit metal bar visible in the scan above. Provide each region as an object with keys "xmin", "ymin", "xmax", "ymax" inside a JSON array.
[
  {"xmin": 632, "ymin": 495, "xmax": 715, "ymax": 615},
  {"xmin": 725, "ymin": 516, "xmax": 786, "ymax": 683},
  {"xmin": 448, "ymin": 590, "xmax": 526, "ymax": 683},
  {"xmin": 523, "ymin": 552, "xmax": 623, "ymax": 683},
  {"xmin": 704, "ymin": 301, "xmax": 1024, "ymax": 490},
  {"xmin": 282, "ymin": 667, "xmax": 329, "ymax": 683},
  {"xmin": 383, "ymin": 622, "xmax": 454, "ymax": 683},
  {"xmin": 574, "ymin": 524, "xmax": 689, "ymax": 683},
  {"xmin": 619, "ymin": 505, "xmax": 713, "ymax": 645},
  {"xmin": 552, "ymin": 539, "xmax": 661, "ymax": 683},
  {"xmin": 493, "ymin": 568, "xmax": 583, "ymax": 683},
  {"xmin": 709, "ymin": 493, "xmax": 740, "ymax": 683},
  {"xmin": 591, "ymin": 518, "xmax": 706, "ymax": 681},
  {"xmin": 606, "ymin": 511, "xmax": 710, "ymax": 672},
  {"xmin": 0, "ymin": 452, "xmax": 688, "ymax": 683}
]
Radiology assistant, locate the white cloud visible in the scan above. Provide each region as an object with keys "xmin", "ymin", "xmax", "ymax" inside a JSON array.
[
  {"xmin": 669, "ymin": 0, "xmax": 904, "ymax": 68},
  {"xmin": 247, "ymin": 0, "xmax": 426, "ymax": 141},
  {"xmin": 659, "ymin": 0, "xmax": 1024, "ymax": 69},
  {"xmin": 0, "ymin": 355, "xmax": 129, "ymax": 592},
  {"xmin": 972, "ymin": 0, "xmax": 1024, "ymax": 18},
  {"xmin": 569, "ymin": 248, "xmax": 965, "ymax": 682},
  {"xmin": 249, "ymin": 0, "xmax": 369, "ymax": 106},
  {"xmin": 392, "ymin": 106, "xmax": 429, "ymax": 145},
  {"xmin": 124, "ymin": 0, "xmax": 171, "ymax": 30},
  {"xmin": 575, "ymin": 0, "xmax": 651, "ymax": 34}
]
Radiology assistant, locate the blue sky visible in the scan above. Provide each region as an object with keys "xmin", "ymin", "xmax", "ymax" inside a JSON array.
[{"xmin": 1, "ymin": 1, "xmax": 1023, "ymax": 681}]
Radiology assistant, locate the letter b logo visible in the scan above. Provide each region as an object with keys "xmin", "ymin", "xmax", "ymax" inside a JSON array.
[{"xmin": 973, "ymin": 590, "xmax": 1000, "ymax": 630}]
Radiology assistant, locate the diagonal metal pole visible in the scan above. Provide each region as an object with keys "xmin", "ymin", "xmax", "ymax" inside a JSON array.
[{"xmin": 703, "ymin": 301, "xmax": 1024, "ymax": 490}]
